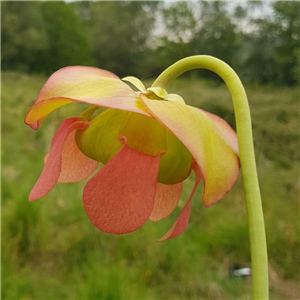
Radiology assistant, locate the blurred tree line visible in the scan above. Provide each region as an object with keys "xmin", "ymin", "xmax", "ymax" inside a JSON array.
[{"xmin": 1, "ymin": 1, "xmax": 299, "ymax": 85}]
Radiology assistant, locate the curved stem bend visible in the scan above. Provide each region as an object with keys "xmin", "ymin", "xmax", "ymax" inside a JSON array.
[{"xmin": 153, "ymin": 55, "xmax": 268, "ymax": 300}]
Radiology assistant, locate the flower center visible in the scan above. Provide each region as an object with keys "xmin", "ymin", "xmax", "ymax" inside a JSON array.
[
  {"xmin": 119, "ymin": 113, "xmax": 167, "ymax": 156},
  {"xmin": 76, "ymin": 109, "xmax": 192, "ymax": 184}
]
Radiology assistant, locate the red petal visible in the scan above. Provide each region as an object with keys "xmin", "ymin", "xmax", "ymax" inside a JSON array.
[
  {"xmin": 158, "ymin": 163, "xmax": 202, "ymax": 241},
  {"xmin": 58, "ymin": 131, "xmax": 98, "ymax": 183},
  {"xmin": 83, "ymin": 144, "xmax": 160, "ymax": 234},
  {"xmin": 29, "ymin": 118, "xmax": 89, "ymax": 201},
  {"xmin": 149, "ymin": 182, "xmax": 183, "ymax": 222}
]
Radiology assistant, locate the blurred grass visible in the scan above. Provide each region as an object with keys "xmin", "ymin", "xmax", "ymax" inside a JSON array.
[{"xmin": 1, "ymin": 71, "xmax": 299, "ymax": 300}]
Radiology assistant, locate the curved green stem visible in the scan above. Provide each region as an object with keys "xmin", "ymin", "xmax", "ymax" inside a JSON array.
[{"xmin": 153, "ymin": 55, "xmax": 268, "ymax": 300}]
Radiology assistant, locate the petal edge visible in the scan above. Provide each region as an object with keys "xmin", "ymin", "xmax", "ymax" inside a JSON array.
[
  {"xmin": 29, "ymin": 118, "xmax": 89, "ymax": 201},
  {"xmin": 158, "ymin": 163, "xmax": 202, "ymax": 241},
  {"xmin": 83, "ymin": 144, "xmax": 160, "ymax": 234}
]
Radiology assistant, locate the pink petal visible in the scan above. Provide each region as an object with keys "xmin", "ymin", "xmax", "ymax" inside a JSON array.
[
  {"xmin": 149, "ymin": 182, "xmax": 183, "ymax": 222},
  {"xmin": 158, "ymin": 163, "xmax": 202, "ymax": 241},
  {"xmin": 25, "ymin": 66, "xmax": 150, "ymax": 129},
  {"xmin": 58, "ymin": 131, "xmax": 98, "ymax": 183},
  {"xmin": 29, "ymin": 118, "xmax": 89, "ymax": 201},
  {"xmin": 83, "ymin": 143, "xmax": 160, "ymax": 234},
  {"xmin": 43, "ymin": 131, "xmax": 98, "ymax": 182},
  {"xmin": 34, "ymin": 67, "xmax": 118, "ymax": 106}
]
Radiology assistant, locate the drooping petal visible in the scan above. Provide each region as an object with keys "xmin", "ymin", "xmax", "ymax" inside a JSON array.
[
  {"xmin": 25, "ymin": 66, "xmax": 150, "ymax": 128},
  {"xmin": 44, "ymin": 106, "xmax": 99, "ymax": 181},
  {"xmin": 29, "ymin": 118, "xmax": 89, "ymax": 201},
  {"xmin": 149, "ymin": 182, "xmax": 183, "ymax": 222},
  {"xmin": 58, "ymin": 131, "xmax": 98, "ymax": 183},
  {"xmin": 158, "ymin": 163, "xmax": 202, "ymax": 241},
  {"xmin": 200, "ymin": 109, "xmax": 239, "ymax": 155},
  {"xmin": 141, "ymin": 95, "xmax": 240, "ymax": 207},
  {"xmin": 83, "ymin": 143, "xmax": 160, "ymax": 234}
]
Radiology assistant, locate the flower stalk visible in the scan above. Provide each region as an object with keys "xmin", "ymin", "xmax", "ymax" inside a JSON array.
[{"xmin": 152, "ymin": 55, "xmax": 269, "ymax": 300}]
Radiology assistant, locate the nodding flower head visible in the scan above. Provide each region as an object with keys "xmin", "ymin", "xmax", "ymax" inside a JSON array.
[{"xmin": 25, "ymin": 66, "xmax": 240, "ymax": 240}]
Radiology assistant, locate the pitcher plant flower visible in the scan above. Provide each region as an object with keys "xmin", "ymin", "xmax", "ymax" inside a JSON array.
[
  {"xmin": 26, "ymin": 55, "xmax": 268, "ymax": 299},
  {"xmin": 25, "ymin": 64, "xmax": 240, "ymax": 240}
]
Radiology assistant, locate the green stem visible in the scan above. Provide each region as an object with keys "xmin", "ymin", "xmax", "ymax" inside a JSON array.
[{"xmin": 152, "ymin": 55, "xmax": 268, "ymax": 300}]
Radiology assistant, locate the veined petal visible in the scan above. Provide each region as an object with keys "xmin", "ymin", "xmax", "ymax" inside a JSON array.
[
  {"xmin": 158, "ymin": 164, "xmax": 202, "ymax": 241},
  {"xmin": 149, "ymin": 182, "xmax": 183, "ymax": 222},
  {"xmin": 25, "ymin": 66, "xmax": 150, "ymax": 128},
  {"xmin": 141, "ymin": 95, "xmax": 240, "ymax": 207},
  {"xmin": 83, "ymin": 143, "xmax": 160, "ymax": 234},
  {"xmin": 29, "ymin": 118, "xmax": 89, "ymax": 201},
  {"xmin": 58, "ymin": 131, "xmax": 98, "ymax": 183}
]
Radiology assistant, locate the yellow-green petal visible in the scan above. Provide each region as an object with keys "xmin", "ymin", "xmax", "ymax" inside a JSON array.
[
  {"xmin": 166, "ymin": 93, "xmax": 186, "ymax": 104},
  {"xmin": 76, "ymin": 109, "xmax": 128, "ymax": 164},
  {"xmin": 77, "ymin": 108, "xmax": 193, "ymax": 184},
  {"xmin": 158, "ymin": 130, "xmax": 192, "ymax": 184},
  {"xmin": 119, "ymin": 113, "xmax": 167, "ymax": 156},
  {"xmin": 25, "ymin": 66, "xmax": 150, "ymax": 127},
  {"xmin": 141, "ymin": 95, "xmax": 240, "ymax": 207}
]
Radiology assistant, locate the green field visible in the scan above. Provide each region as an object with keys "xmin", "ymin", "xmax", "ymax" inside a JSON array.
[{"xmin": 2, "ymin": 71, "xmax": 299, "ymax": 300}]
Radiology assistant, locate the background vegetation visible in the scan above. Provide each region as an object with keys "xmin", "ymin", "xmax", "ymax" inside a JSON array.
[
  {"xmin": 2, "ymin": 1, "xmax": 299, "ymax": 85},
  {"xmin": 1, "ymin": 1, "xmax": 299, "ymax": 299}
]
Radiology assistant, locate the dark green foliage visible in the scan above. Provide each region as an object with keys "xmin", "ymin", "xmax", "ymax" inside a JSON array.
[
  {"xmin": 147, "ymin": 38, "xmax": 193, "ymax": 78},
  {"xmin": 86, "ymin": 1, "xmax": 157, "ymax": 77},
  {"xmin": 144, "ymin": 2, "xmax": 197, "ymax": 77},
  {"xmin": 192, "ymin": 2, "xmax": 239, "ymax": 70},
  {"xmin": 1, "ymin": 1, "xmax": 94, "ymax": 74},
  {"xmin": 162, "ymin": 1, "xmax": 197, "ymax": 43},
  {"xmin": 1, "ymin": 1, "xmax": 48, "ymax": 72},
  {"xmin": 1, "ymin": 1, "xmax": 299, "ymax": 85},
  {"xmin": 241, "ymin": 1, "xmax": 300, "ymax": 86},
  {"xmin": 40, "ymin": 1, "xmax": 94, "ymax": 74},
  {"xmin": 272, "ymin": 1, "xmax": 300, "ymax": 85},
  {"xmin": 242, "ymin": 19, "xmax": 278, "ymax": 85}
]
